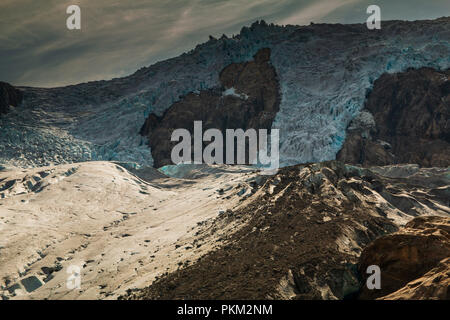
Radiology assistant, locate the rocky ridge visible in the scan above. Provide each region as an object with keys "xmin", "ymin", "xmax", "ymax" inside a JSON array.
[{"xmin": 121, "ymin": 161, "xmax": 450, "ymax": 300}]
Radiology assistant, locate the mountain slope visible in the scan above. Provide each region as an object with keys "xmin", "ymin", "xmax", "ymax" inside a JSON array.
[
  {"xmin": 0, "ymin": 162, "xmax": 259, "ymax": 299},
  {"xmin": 121, "ymin": 161, "xmax": 450, "ymax": 300},
  {"xmin": 1, "ymin": 160, "xmax": 448, "ymax": 300},
  {"xmin": 0, "ymin": 18, "xmax": 449, "ymax": 168}
]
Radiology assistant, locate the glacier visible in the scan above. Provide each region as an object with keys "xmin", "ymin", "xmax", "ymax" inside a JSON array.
[{"xmin": 0, "ymin": 18, "xmax": 449, "ymax": 168}]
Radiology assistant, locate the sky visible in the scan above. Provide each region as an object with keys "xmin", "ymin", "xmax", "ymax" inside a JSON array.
[{"xmin": 1, "ymin": 0, "xmax": 449, "ymax": 88}]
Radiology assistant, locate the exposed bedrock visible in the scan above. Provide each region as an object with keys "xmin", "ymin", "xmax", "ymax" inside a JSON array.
[
  {"xmin": 337, "ymin": 67, "xmax": 450, "ymax": 167},
  {"xmin": 140, "ymin": 48, "xmax": 281, "ymax": 168},
  {"xmin": 0, "ymin": 82, "xmax": 23, "ymax": 116},
  {"xmin": 358, "ymin": 216, "xmax": 450, "ymax": 300}
]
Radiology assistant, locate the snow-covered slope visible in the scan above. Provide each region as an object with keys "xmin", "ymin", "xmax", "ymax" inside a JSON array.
[
  {"xmin": 0, "ymin": 18, "xmax": 449, "ymax": 168},
  {"xmin": 0, "ymin": 162, "xmax": 258, "ymax": 299}
]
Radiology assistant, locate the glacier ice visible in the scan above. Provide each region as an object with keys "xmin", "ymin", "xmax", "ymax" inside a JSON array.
[{"xmin": 0, "ymin": 19, "xmax": 449, "ymax": 168}]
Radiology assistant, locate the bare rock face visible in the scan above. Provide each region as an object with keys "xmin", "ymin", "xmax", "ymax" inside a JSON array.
[
  {"xmin": 140, "ymin": 48, "xmax": 280, "ymax": 167},
  {"xmin": 337, "ymin": 68, "xmax": 450, "ymax": 167},
  {"xmin": 0, "ymin": 82, "xmax": 23, "ymax": 115},
  {"xmin": 358, "ymin": 216, "xmax": 450, "ymax": 300},
  {"xmin": 379, "ymin": 257, "xmax": 449, "ymax": 300}
]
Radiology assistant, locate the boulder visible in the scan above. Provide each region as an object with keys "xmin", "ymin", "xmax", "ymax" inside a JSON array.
[{"xmin": 358, "ymin": 216, "xmax": 450, "ymax": 299}]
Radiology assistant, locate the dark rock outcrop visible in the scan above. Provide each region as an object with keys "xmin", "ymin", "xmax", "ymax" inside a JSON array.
[
  {"xmin": 0, "ymin": 82, "xmax": 23, "ymax": 115},
  {"xmin": 140, "ymin": 48, "xmax": 280, "ymax": 167},
  {"xmin": 358, "ymin": 216, "xmax": 450, "ymax": 300},
  {"xmin": 337, "ymin": 68, "xmax": 450, "ymax": 167}
]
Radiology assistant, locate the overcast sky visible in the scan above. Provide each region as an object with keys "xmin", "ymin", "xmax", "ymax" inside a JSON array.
[{"xmin": 1, "ymin": 0, "xmax": 449, "ymax": 87}]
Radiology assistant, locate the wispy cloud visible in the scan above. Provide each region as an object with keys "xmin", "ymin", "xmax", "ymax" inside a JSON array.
[
  {"xmin": 280, "ymin": 0, "xmax": 358, "ymax": 25},
  {"xmin": 0, "ymin": 0, "xmax": 448, "ymax": 87}
]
